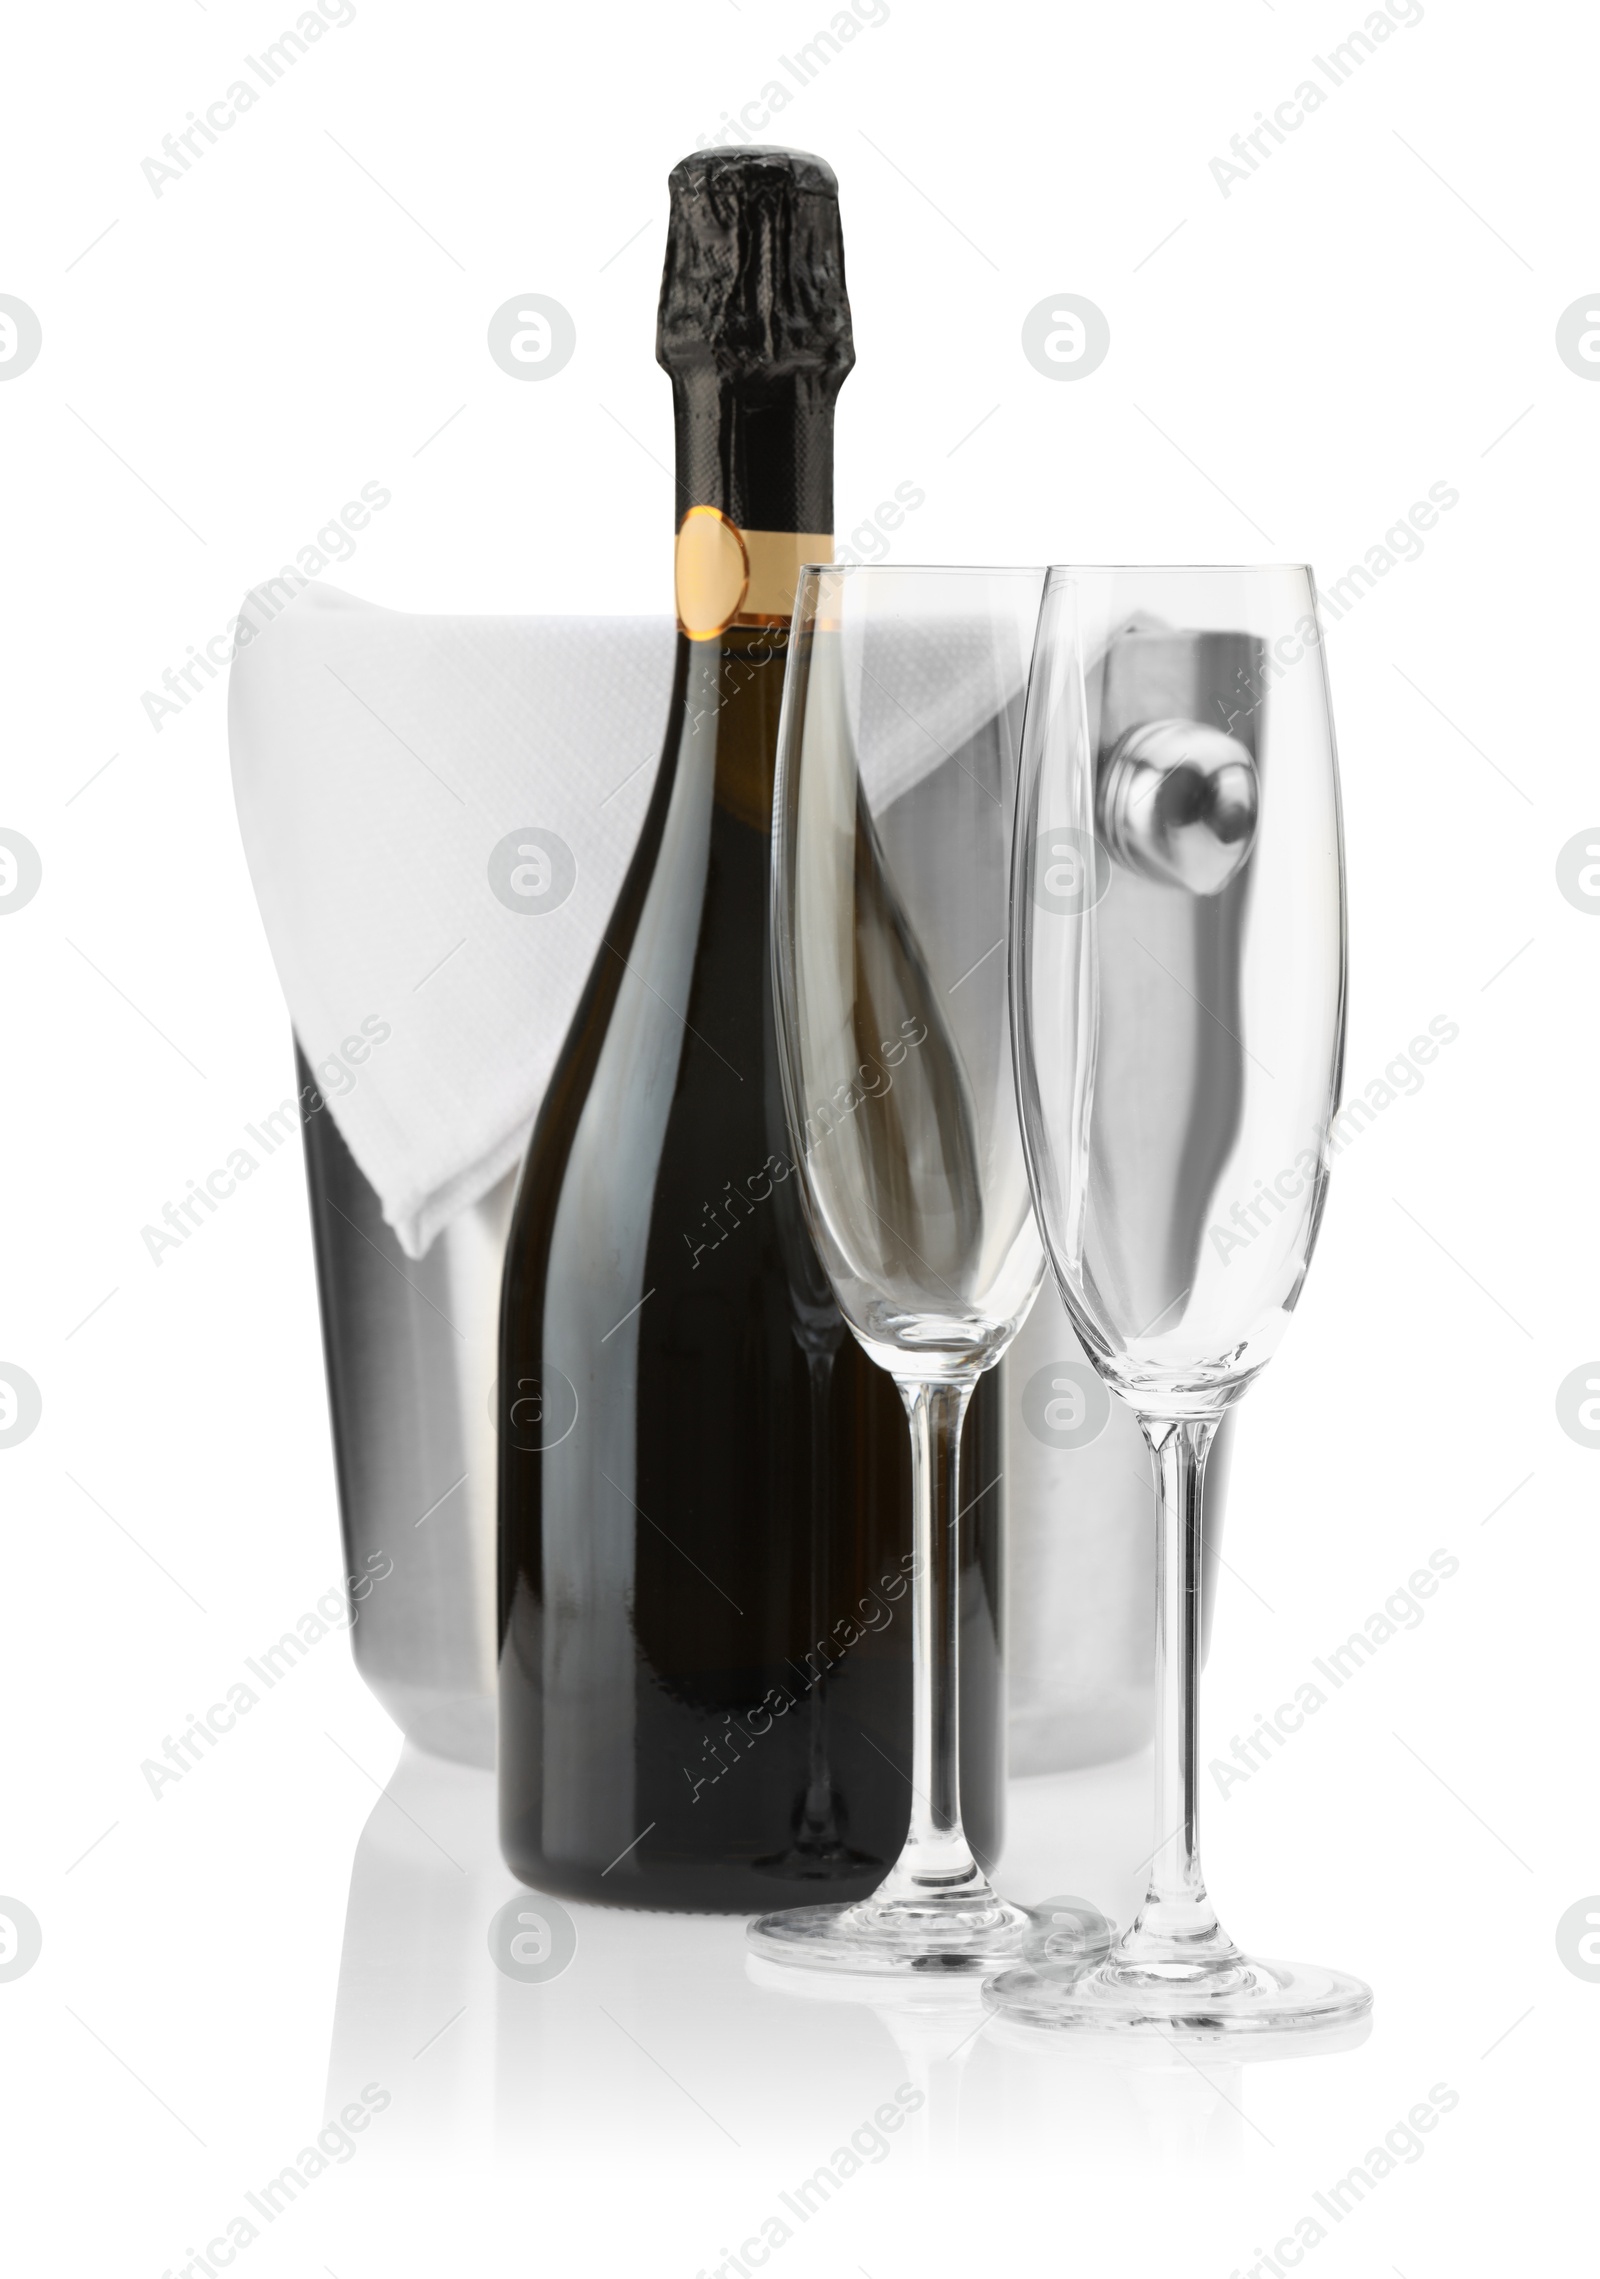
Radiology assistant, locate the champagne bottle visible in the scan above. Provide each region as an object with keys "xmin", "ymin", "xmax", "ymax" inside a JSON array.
[{"xmin": 498, "ymin": 145, "xmax": 1002, "ymax": 1911}]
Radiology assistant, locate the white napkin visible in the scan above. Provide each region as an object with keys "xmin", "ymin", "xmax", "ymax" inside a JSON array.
[
  {"xmin": 228, "ymin": 583, "xmax": 676, "ymax": 1257},
  {"xmin": 227, "ymin": 579, "xmax": 1018, "ymax": 1261}
]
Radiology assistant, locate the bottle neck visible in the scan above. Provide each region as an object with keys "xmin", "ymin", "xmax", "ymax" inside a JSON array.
[
  {"xmin": 666, "ymin": 375, "xmax": 829, "ymax": 829},
  {"xmin": 671, "ymin": 377, "xmax": 835, "ymax": 646},
  {"xmin": 669, "ymin": 372, "xmax": 835, "ymax": 535}
]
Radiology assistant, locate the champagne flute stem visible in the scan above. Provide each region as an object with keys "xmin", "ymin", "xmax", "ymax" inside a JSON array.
[
  {"xmin": 1137, "ymin": 1413, "xmax": 1224, "ymax": 1950},
  {"xmin": 875, "ymin": 1375, "xmax": 988, "ymax": 1904}
]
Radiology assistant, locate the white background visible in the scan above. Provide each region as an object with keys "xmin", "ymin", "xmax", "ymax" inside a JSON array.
[{"xmin": 2, "ymin": 0, "xmax": 1593, "ymax": 2270}]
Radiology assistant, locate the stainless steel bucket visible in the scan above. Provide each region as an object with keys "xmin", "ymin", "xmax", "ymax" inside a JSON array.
[
  {"xmin": 292, "ymin": 613, "xmax": 1245, "ymax": 1779},
  {"xmin": 298, "ymin": 1046, "xmax": 509, "ymax": 1768}
]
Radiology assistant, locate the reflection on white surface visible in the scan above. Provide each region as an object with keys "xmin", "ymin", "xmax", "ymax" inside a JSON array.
[{"xmin": 325, "ymin": 1745, "xmax": 1366, "ymax": 2176}]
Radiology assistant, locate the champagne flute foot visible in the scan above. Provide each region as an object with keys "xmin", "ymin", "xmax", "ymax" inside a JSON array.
[
  {"xmin": 747, "ymin": 1892, "xmax": 1115, "ymax": 1976},
  {"xmin": 984, "ymin": 1953, "xmax": 1372, "ymax": 2035},
  {"xmin": 748, "ymin": 1895, "xmax": 1034, "ymax": 1975}
]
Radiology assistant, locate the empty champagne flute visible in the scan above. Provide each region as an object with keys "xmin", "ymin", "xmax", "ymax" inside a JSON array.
[
  {"xmin": 750, "ymin": 564, "xmax": 1094, "ymax": 1974},
  {"xmin": 995, "ymin": 565, "xmax": 1372, "ymax": 2032}
]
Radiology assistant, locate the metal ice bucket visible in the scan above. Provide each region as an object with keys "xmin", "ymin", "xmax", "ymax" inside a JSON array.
[{"xmin": 292, "ymin": 618, "xmax": 1250, "ymax": 1778}]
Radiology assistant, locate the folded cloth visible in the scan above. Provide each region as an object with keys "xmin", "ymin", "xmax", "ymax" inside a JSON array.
[
  {"xmin": 229, "ymin": 582, "xmax": 676, "ymax": 1256},
  {"xmin": 227, "ymin": 579, "xmax": 1015, "ymax": 1259}
]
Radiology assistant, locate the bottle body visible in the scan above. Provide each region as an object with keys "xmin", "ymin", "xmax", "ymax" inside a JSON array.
[{"xmin": 498, "ymin": 622, "xmax": 1003, "ymax": 1908}]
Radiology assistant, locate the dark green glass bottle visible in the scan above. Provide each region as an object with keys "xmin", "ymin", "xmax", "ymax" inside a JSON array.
[{"xmin": 498, "ymin": 146, "xmax": 1002, "ymax": 1910}]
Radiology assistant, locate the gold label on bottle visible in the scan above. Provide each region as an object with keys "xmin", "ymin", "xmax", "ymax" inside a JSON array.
[{"xmin": 675, "ymin": 508, "xmax": 833, "ymax": 640}]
